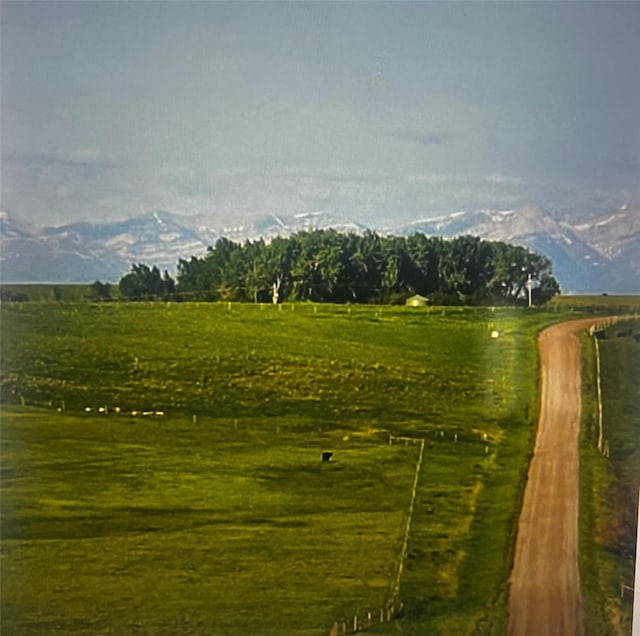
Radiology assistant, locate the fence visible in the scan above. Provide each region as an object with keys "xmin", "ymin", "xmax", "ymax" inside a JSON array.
[
  {"xmin": 589, "ymin": 317, "xmax": 624, "ymax": 457},
  {"xmin": 389, "ymin": 438, "xmax": 425, "ymax": 607},
  {"xmin": 327, "ymin": 436, "xmax": 425, "ymax": 635},
  {"xmin": 328, "ymin": 604, "xmax": 405, "ymax": 635}
]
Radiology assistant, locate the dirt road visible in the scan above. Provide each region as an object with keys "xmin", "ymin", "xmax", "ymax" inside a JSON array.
[{"xmin": 508, "ymin": 318, "xmax": 601, "ymax": 636}]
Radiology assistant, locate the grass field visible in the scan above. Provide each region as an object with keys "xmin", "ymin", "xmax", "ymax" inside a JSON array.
[
  {"xmin": 548, "ymin": 294, "xmax": 640, "ymax": 315},
  {"xmin": 1, "ymin": 408, "xmax": 420, "ymax": 635},
  {"xmin": 0, "ymin": 300, "xmax": 633, "ymax": 634},
  {"xmin": 0, "ymin": 283, "xmax": 105, "ymax": 303},
  {"xmin": 579, "ymin": 319, "xmax": 640, "ymax": 636}
]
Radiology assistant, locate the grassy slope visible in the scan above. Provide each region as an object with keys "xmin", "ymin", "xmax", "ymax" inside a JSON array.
[
  {"xmin": 579, "ymin": 320, "xmax": 640, "ymax": 636},
  {"xmin": 0, "ymin": 301, "xmax": 612, "ymax": 635}
]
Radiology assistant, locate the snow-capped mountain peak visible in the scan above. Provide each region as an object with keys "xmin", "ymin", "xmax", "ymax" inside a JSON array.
[{"xmin": 1, "ymin": 206, "xmax": 638, "ymax": 293}]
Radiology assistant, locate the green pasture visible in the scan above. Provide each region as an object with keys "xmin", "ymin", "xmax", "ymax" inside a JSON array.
[
  {"xmin": 0, "ymin": 302, "xmax": 549, "ymax": 429},
  {"xmin": 548, "ymin": 294, "xmax": 640, "ymax": 314},
  {"xmin": 0, "ymin": 300, "xmax": 627, "ymax": 635},
  {"xmin": 579, "ymin": 319, "xmax": 640, "ymax": 636},
  {"xmin": 1, "ymin": 408, "xmax": 418, "ymax": 635},
  {"xmin": 0, "ymin": 283, "xmax": 104, "ymax": 303}
]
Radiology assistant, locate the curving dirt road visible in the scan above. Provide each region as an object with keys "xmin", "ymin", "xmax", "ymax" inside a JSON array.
[{"xmin": 508, "ymin": 318, "xmax": 602, "ymax": 636}]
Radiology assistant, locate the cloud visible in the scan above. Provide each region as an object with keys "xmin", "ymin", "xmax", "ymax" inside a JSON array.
[
  {"xmin": 482, "ymin": 173, "xmax": 525, "ymax": 186},
  {"xmin": 3, "ymin": 150, "xmax": 116, "ymax": 179},
  {"xmin": 405, "ymin": 173, "xmax": 472, "ymax": 185},
  {"xmin": 1, "ymin": 153, "xmax": 532, "ymax": 227},
  {"xmin": 403, "ymin": 173, "xmax": 524, "ymax": 187},
  {"xmin": 608, "ymin": 157, "xmax": 640, "ymax": 176},
  {"xmin": 393, "ymin": 128, "xmax": 461, "ymax": 146},
  {"xmin": 319, "ymin": 172, "xmax": 398, "ymax": 186},
  {"xmin": 0, "ymin": 149, "xmax": 146, "ymax": 224}
]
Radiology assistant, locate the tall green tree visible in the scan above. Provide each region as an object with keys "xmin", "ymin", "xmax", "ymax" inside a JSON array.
[
  {"xmin": 90, "ymin": 280, "xmax": 112, "ymax": 302},
  {"xmin": 119, "ymin": 264, "xmax": 176, "ymax": 300}
]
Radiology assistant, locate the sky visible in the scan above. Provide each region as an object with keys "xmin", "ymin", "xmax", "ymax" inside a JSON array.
[{"xmin": 1, "ymin": 1, "xmax": 639, "ymax": 227}]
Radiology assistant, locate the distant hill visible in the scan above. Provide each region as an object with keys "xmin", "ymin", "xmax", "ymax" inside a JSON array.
[{"xmin": 1, "ymin": 205, "xmax": 638, "ymax": 293}]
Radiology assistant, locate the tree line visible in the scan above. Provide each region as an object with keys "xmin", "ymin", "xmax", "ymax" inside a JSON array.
[{"xmin": 117, "ymin": 230, "xmax": 560, "ymax": 305}]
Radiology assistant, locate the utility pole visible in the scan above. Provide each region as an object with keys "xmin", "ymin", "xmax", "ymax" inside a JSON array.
[{"xmin": 527, "ymin": 273, "xmax": 532, "ymax": 308}]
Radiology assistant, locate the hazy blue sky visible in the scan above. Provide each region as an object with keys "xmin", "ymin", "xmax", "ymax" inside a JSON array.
[{"xmin": 1, "ymin": 1, "xmax": 639, "ymax": 226}]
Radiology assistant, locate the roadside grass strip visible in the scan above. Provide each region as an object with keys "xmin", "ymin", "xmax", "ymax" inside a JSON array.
[{"xmin": 579, "ymin": 319, "xmax": 640, "ymax": 636}]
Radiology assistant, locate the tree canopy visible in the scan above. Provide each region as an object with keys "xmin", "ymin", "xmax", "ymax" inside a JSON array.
[
  {"xmin": 119, "ymin": 264, "xmax": 176, "ymax": 301},
  {"xmin": 121, "ymin": 230, "xmax": 559, "ymax": 305}
]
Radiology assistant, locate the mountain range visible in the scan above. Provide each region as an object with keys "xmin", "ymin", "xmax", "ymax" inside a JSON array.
[{"xmin": 1, "ymin": 205, "xmax": 638, "ymax": 294}]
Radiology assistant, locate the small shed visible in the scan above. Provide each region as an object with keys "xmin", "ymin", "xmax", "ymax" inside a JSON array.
[{"xmin": 405, "ymin": 294, "xmax": 429, "ymax": 308}]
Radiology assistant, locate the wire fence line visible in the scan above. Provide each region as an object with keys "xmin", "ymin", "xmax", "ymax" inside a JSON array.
[
  {"xmin": 328, "ymin": 605, "xmax": 404, "ymax": 636},
  {"xmin": 389, "ymin": 438, "xmax": 425, "ymax": 607},
  {"xmin": 588, "ymin": 317, "xmax": 639, "ymax": 627},
  {"xmin": 327, "ymin": 435, "xmax": 425, "ymax": 635},
  {"xmin": 593, "ymin": 336, "xmax": 605, "ymax": 454},
  {"xmin": 588, "ymin": 317, "xmax": 625, "ymax": 457}
]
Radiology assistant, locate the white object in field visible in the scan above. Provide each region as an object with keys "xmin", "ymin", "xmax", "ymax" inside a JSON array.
[{"xmin": 491, "ymin": 330, "xmax": 500, "ymax": 339}]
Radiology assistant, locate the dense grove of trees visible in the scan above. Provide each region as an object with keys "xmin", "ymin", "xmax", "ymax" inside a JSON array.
[
  {"xmin": 119, "ymin": 264, "xmax": 176, "ymax": 300},
  {"xmin": 90, "ymin": 280, "xmax": 112, "ymax": 301},
  {"xmin": 119, "ymin": 230, "xmax": 560, "ymax": 305}
]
